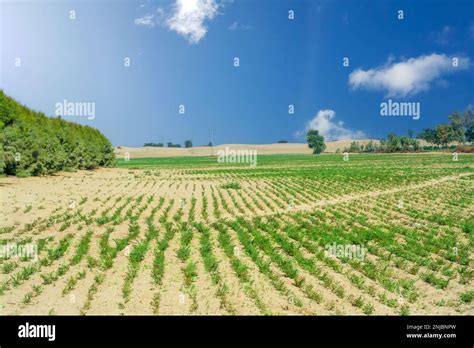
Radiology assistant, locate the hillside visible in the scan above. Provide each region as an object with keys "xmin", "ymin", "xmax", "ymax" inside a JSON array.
[{"xmin": 115, "ymin": 140, "xmax": 382, "ymax": 158}]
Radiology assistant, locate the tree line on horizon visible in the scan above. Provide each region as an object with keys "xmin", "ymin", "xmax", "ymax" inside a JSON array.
[
  {"xmin": 0, "ymin": 91, "xmax": 114, "ymax": 177},
  {"xmin": 417, "ymin": 109, "xmax": 474, "ymax": 147},
  {"xmin": 307, "ymin": 109, "xmax": 474, "ymax": 154},
  {"xmin": 144, "ymin": 140, "xmax": 214, "ymax": 148}
]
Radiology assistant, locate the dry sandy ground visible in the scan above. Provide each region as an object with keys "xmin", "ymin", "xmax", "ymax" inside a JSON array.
[
  {"xmin": 115, "ymin": 139, "xmax": 391, "ymax": 158},
  {"xmin": 0, "ymin": 163, "xmax": 472, "ymax": 316}
]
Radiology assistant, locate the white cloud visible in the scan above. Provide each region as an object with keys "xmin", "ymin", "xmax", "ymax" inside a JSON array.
[
  {"xmin": 228, "ymin": 21, "xmax": 238, "ymax": 30},
  {"xmin": 227, "ymin": 21, "xmax": 251, "ymax": 31},
  {"xmin": 430, "ymin": 26, "xmax": 452, "ymax": 45},
  {"xmin": 138, "ymin": 0, "xmax": 151, "ymax": 9},
  {"xmin": 135, "ymin": 14, "xmax": 156, "ymax": 27},
  {"xmin": 166, "ymin": 0, "xmax": 219, "ymax": 44},
  {"xmin": 134, "ymin": 8, "xmax": 164, "ymax": 28},
  {"xmin": 135, "ymin": 0, "xmax": 221, "ymax": 44},
  {"xmin": 348, "ymin": 53, "xmax": 470, "ymax": 97},
  {"xmin": 305, "ymin": 109, "xmax": 365, "ymax": 141}
]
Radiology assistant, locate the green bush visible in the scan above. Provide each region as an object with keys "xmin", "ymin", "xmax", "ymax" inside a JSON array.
[
  {"xmin": 0, "ymin": 131, "xmax": 4, "ymax": 175},
  {"xmin": 462, "ymin": 218, "xmax": 473, "ymax": 233},
  {"xmin": 0, "ymin": 90, "xmax": 114, "ymax": 176},
  {"xmin": 460, "ymin": 290, "xmax": 474, "ymax": 303}
]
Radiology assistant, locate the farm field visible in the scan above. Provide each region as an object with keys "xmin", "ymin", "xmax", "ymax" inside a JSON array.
[{"xmin": 0, "ymin": 153, "xmax": 473, "ymax": 315}]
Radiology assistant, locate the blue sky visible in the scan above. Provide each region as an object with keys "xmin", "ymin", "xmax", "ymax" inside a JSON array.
[{"xmin": 1, "ymin": 0, "xmax": 473, "ymax": 146}]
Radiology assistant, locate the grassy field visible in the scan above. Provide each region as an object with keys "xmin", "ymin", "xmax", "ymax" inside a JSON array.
[
  {"xmin": 115, "ymin": 152, "xmax": 473, "ymax": 169},
  {"xmin": 1, "ymin": 153, "xmax": 473, "ymax": 315}
]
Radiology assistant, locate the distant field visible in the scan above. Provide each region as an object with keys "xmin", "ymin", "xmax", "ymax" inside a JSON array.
[
  {"xmin": 113, "ymin": 140, "xmax": 411, "ymax": 158},
  {"xmin": 115, "ymin": 152, "xmax": 468, "ymax": 168},
  {"xmin": 1, "ymin": 153, "xmax": 473, "ymax": 315}
]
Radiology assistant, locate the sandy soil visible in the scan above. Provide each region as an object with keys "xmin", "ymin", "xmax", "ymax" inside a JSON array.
[{"xmin": 0, "ymin": 158, "xmax": 472, "ymax": 316}]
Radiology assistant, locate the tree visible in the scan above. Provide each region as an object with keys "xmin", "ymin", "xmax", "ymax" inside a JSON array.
[
  {"xmin": 448, "ymin": 112, "xmax": 465, "ymax": 143},
  {"xmin": 306, "ymin": 129, "xmax": 325, "ymax": 154},
  {"xmin": 465, "ymin": 127, "xmax": 474, "ymax": 143},
  {"xmin": 410, "ymin": 138, "xmax": 420, "ymax": 151},
  {"xmin": 386, "ymin": 133, "xmax": 401, "ymax": 152},
  {"xmin": 144, "ymin": 142, "xmax": 163, "ymax": 147},
  {"xmin": 435, "ymin": 124, "xmax": 453, "ymax": 147},
  {"xmin": 399, "ymin": 136, "xmax": 411, "ymax": 151},
  {"xmin": 184, "ymin": 140, "xmax": 193, "ymax": 148},
  {"xmin": 349, "ymin": 141, "xmax": 360, "ymax": 153},
  {"xmin": 365, "ymin": 140, "xmax": 376, "ymax": 152},
  {"xmin": 407, "ymin": 129, "xmax": 414, "ymax": 139},
  {"xmin": 277, "ymin": 140, "xmax": 288, "ymax": 143},
  {"xmin": 417, "ymin": 110, "xmax": 473, "ymax": 147},
  {"xmin": 0, "ymin": 127, "xmax": 4, "ymax": 175},
  {"xmin": 463, "ymin": 109, "xmax": 474, "ymax": 143},
  {"xmin": 417, "ymin": 128, "xmax": 438, "ymax": 144}
]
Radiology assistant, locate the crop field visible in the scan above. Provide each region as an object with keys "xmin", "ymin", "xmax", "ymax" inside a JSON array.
[{"xmin": 0, "ymin": 154, "xmax": 473, "ymax": 315}]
